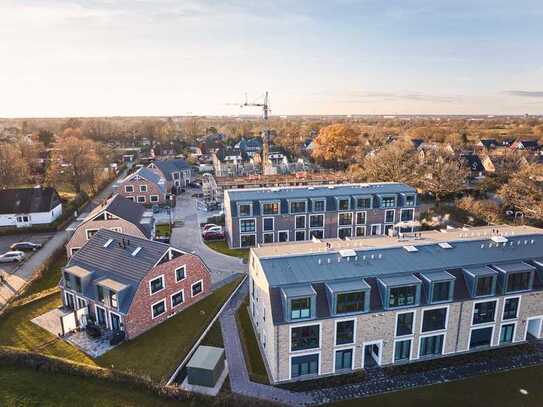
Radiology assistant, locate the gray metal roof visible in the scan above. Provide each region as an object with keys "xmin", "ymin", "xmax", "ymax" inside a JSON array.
[
  {"xmin": 281, "ymin": 284, "xmax": 316, "ymax": 298},
  {"xmin": 225, "ymin": 182, "xmax": 416, "ymax": 202},
  {"xmin": 379, "ymin": 274, "xmax": 421, "ymax": 287},
  {"xmin": 420, "ymin": 270, "xmax": 456, "ymax": 282},
  {"xmin": 187, "ymin": 346, "xmax": 224, "ymax": 370},
  {"xmin": 127, "ymin": 167, "xmax": 166, "ymax": 193},
  {"xmin": 463, "ymin": 265, "xmax": 497, "ymax": 277},
  {"xmin": 326, "ymin": 279, "xmax": 370, "ymax": 293},
  {"xmin": 259, "ymin": 235, "xmax": 543, "ymax": 287},
  {"xmin": 67, "ymin": 229, "xmax": 171, "ymax": 313},
  {"xmin": 493, "ymin": 261, "xmax": 536, "ymax": 273},
  {"xmin": 99, "ymin": 194, "xmax": 153, "ymax": 238},
  {"xmin": 151, "ymin": 159, "xmax": 190, "ymax": 181}
]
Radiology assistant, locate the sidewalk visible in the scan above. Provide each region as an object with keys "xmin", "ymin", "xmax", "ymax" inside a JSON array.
[{"xmin": 0, "ymin": 173, "xmax": 125, "ymax": 311}]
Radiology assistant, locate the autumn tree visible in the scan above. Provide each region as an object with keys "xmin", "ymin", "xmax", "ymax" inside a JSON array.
[
  {"xmin": 46, "ymin": 128, "xmax": 105, "ymax": 194},
  {"xmin": 349, "ymin": 141, "xmax": 418, "ymax": 184},
  {"xmin": 416, "ymin": 147, "xmax": 468, "ymax": 200},
  {"xmin": 457, "ymin": 196, "xmax": 501, "ymax": 224},
  {"xmin": 311, "ymin": 124, "xmax": 360, "ymax": 168},
  {"xmin": 37, "ymin": 129, "xmax": 55, "ymax": 147},
  {"xmin": 498, "ymin": 164, "xmax": 543, "ymax": 221},
  {"xmin": 0, "ymin": 143, "xmax": 29, "ymax": 188}
]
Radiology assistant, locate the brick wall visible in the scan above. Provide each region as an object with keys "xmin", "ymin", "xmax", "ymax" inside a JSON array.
[
  {"xmin": 123, "ymin": 254, "xmax": 212, "ymax": 339},
  {"xmin": 116, "ymin": 178, "xmax": 166, "ymax": 206}
]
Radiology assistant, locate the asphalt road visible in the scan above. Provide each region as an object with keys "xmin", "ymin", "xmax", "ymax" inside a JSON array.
[{"xmin": 0, "ymin": 232, "xmax": 55, "ymax": 275}]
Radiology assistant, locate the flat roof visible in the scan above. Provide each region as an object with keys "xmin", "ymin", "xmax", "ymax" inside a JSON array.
[
  {"xmin": 379, "ymin": 274, "xmax": 422, "ymax": 287},
  {"xmin": 326, "ymin": 279, "xmax": 370, "ymax": 293},
  {"xmin": 187, "ymin": 345, "xmax": 224, "ymax": 370},
  {"xmin": 420, "ymin": 270, "xmax": 456, "ymax": 282},
  {"xmin": 97, "ymin": 278, "xmax": 129, "ymax": 292},
  {"xmin": 463, "ymin": 266, "xmax": 498, "ymax": 277},
  {"xmin": 64, "ymin": 265, "xmax": 91, "ymax": 278},
  {"xmin": 281, "ymin": 284, "xmax": 316, "ymax": 298},
  {"xmin": 493, "ymin": 262, "xmax": 536, "ymax": 273}
]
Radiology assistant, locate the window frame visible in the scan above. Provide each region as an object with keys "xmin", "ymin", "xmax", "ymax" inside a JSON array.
[
  {"xmin": 309, "ymin": 229, "xmax": 324, "ymax": 239},
  {"xmin": 191, "ymin": 279, "xmax": 204, "ymax": 297},
  {"xmin": 86, "ymin": 229, "xmax": 99, "ymax": 240},
  {"xmin": 289, "ymin": 322, "xmax": 322, "ymax": 353},
  {"xmin": 151, "ymin": 298, "xmax": 167, "ymax": 319},
  {"xmin": 262, "ymin": 232, "xmax": 274, "ymax": 244},
  {"xmin": 295, "ymin": 230, "xmax": 306, "ymax": 241},
  {"xmin": 334, "ymin": 347, "xmax": 355, "ymax": 372},
  {"xmin": 380, "ymin": 195, "xmax": 397, "ymax": 208},
  {"xmin": 505, "ymin": 271, "xmax": 533, "ymax": 293},
  {"xmin": 295, "ymin": 215, "xmax": 306, "ymax": 229},
  {"xmin": 124, "ymin": 185, "xmax": 134, "ymax": 193},
  {"xmin": 289, "ymin": 199, "xmax": 307, "ymax": 214},
  {"xmin": 260, "ymin": 200, "xmax": 280, "ymax": 216},
  {"xmin": 149, "ymin": 275, "xmax": 165, "ymax": 295},
  {"xmin": 474, "ymin": 275, "xmax": 496, "ymax": 297},
  {"xmin": 472, "ymin": 298, "xmax": 498, "ymax": 326},
  {"xmin": 499, "ymin": 322, "xmax": 517, "ymax": 345},
  {"xmin": 290, "ymin": 296, "xmax": 312, "ymax": 320},
  {"xmin": 336, "ymin": 197, "xmax": 351, "ymax": 211},
  {"xmin": 334, "ymin": 318, "xmax": 357, "ymax": 346},
  {"xmin": 309, "ymin": 213, "xmax": 324, "ymax": 229},
  {"xmin": 354, "ymin": 195, "xmax": 372, "ymax": 210},
  {"xmin": 417, "ymin": 332, "xmax": 446, "ymax": 358},
  {"xmin": 393, "ymin": 338, "xmax": 412, "ymax": 363},
  {"xmin": 355, "ymin": 211, "xmax": 367, "ymax": 225},
  {"xmin": 335, "ymin": 290, "xmax": 366, "ymax": 315},
  {"xmin": 501, "ymin": 295, "xmax": 521, "ymax": 321},
  {"xmin": 395, "ymin": 310, "xmax": 416, "ymax": 338},
  {"xmin": 337, "ymin": 226, "xmax": 352, "ymax": 239},
  {"xmin": 237, "ymin": 202, "xmax": 253, "ymax": 217},
  {"xmin": 468, "ymin": 325, "xmax": 495, "ymax": 350},
  {"xmin": 387, "ymin": 283, "xmax": 420, "ymax": 309},
  {"xmin": 175, "ymin": 265, "xmax": 186, "ymax": 283},
  {"xmin": 289, "ymin": 352, "xmax": 321, "ymax": 380},
  {"xmin": 239, "ymin": 217, "xmax": 256, "ymax": 233},
  {"xmin": 137, "ymin": 195, "xmax": 146, "ymax": 203},
  {"xmin": 150, "ymin": 195, "xmax": 159, "ymax": 203},
  {"xmin": 355, "ymin": 226, "xmax": 366, "ymax": 237},
  {"xmin": 278, "ymin": 230, "xmax": 289, "ymax": 242},
  {"xmin": 400, "ymin": 208, "xmax": 415, "ymax": 223},
  {"xmin": 420, "ymin": 305, "xmax": 449, "ymax": 334},
  {"xmin": 311, "ymin": 198, "xmax": 326, "ymax": 213},
  {"xmin": 337, "ymin": 212, "xmax": 353, "ymax": 226},
  {"xmin": 171, "ymin": 289, "xmax": 185, "ymax": 308},
  {"xmin": 384, "ymin": 209, "xmax": 395, "ymax": 224},
  {"xmin": 139, "ymin": 184, "xmax": 148, "ymax": 192},
  {"xmin": 262, "ymin": 217, "xmax": 275, "ymax": 232}
]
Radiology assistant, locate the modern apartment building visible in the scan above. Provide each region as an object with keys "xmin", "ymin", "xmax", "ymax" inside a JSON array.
[
  {"xmin": 248, "ymin": 225, "xmax": 543, "ymax": 383},
  {"xmin": 224, "ymin": 183, "xmax": 418, "ymax": 248}
]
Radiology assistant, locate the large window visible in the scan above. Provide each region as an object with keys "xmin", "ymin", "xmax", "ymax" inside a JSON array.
[
  {"xmin": 405, "ymin": 194, "xmax": 416, "ymax": 206},
  {"xmin": 240, "ymin": 234, "xmax": 256, "ymax": 247},
  {"xmin": 336, "ymin": 320, "xmax": 355, "ymax": 345},
  {"xmin": 419, "ymin": 334, "xmax": 444, "ymax": 357},
  {"xmin": 310, "ymin": 229, "xmax": 324, "ymax": 239},
  {"xmin": 151, "ymin": 300, "xmax": 166, "ymax": 319},
  {"xmin": 295, "ymin": 230, "xmax": 306, "ymax": 241},
  {"xmin": 475, "ymin": 276, "xmax": 495, "ymax": 297},
  {"xmin": 175, "ymin": 266, "xmax": 186, "ymax": 282},
  {"xmin": 338, "ymin": 227, "xmax": 352, "ymax": 239},
  {"xmin": 381, "ymin": 196, "xmax": 396, "ymax": 208},
  {"xmin": 171, "ymin": 290, "xmax": 184, "ymax": 307},
  {"xmin": 263, "ymin": 233, "xmax": 274, "ymax": 244},
  {"xmin": 262, "ymin": 202, "xmax": 279, "ymax": 215},
  {"xmin": 432, "ymin": 281, "xmax": 452, "ymax": 303},
  {"xmin": 503, "ymin": 297, "xmax": 520, "ymax": 320},
  {"xmin": 394, "ymin": 339, "xmax": 411, "ymax": 362},
  {"xmin": 290, "ymin": 200, "xmax": 307, "ymax": 214},
  {"xmin": 336, "ymin": 291, "xmax": 365, "ymax": 314},
  {"xmin": 291, "ymin": 325, "xmax": 320, "ymax": 351},
  {"xmin": 473, "ymin": 300, "xmax": 496, "ymax": 325},
  {"xmin": 291, "ymin": 354, "xmax": 319, "ymax": 378},
  {"xmin": 388, "ymin": 285, "xmax": 417, "ymax": 308},
  {"xmin": 291, "ymin": 297, "xmax": 311, "ymax": 320},
  {"xmin": 500, "ymin": 323, "xmax": 515, "ymax": 344},
  {"xmin": 338, "ymin": 198, "xmax": 350, "ymax": 211},
  {"xmin": 338, "ymin": 212, "xmax": 353, "ymax": 226},
  {"xmin": 238, "ymin": 203, "xmax": 252, "ymax": 217},
  {"xmin": 401, "ymin": 208, "xmax": 415, "ymax": 222},
  {"xmin": 312, "ymin": 199, "xmax": 326, "ymax": 212},
  {"xmin": 355, "ymin": 226, "xmax": 366, "ymax": 237},
  {"xmin": 506, "ymin": 272, "xmax": 531, "ymax": 293},
  {"xmin": 469, "ymin": 326, "xmax": 493, "ymax": 349},
  {"xmin": 356, "ymin": 197, "xmax": 371, "ymax": 209},
  {"xmin": 149, "ymin": 276, "xmax": 164, "ymax": 295},
  {"xmin": 396, "ymin": 312, "xmax": 414, "ymax": 336},
  {"xmin": 335, "ymin": 349, "xmax": 353, "ymax": 371},
  {"xmin": 263, "ymin": 217, "xmax": 274, "ymax": 232},
  {"xmin": 191, "ymin": 280, "xmax": 203, "ymax": 297},
  {"xmin": 355, "ymin": 212, "xmax": 366, "ymax": 225},
  {"xmin": 295, "ymin": 215, "xmax": 306, "ymax": 229},
  {"xmin": 240, "ymin": 219, "xmax": 256, "ymax": 233},
  {"xmin": 384, "ymin": 209, "xmax": 395, "ymax": 224},
  {"xmin": 309, "ymin": 214, "xmax": 324, "ymax": 228},
  {"xmin": 422, "ymin": 308, "xmax": 447, "ymax": 332}
]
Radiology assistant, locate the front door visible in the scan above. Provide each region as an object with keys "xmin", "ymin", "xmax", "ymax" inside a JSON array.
[
  {"xmin": 110, "ymin": 313, "xmax": 121, "ymax": 331},
  {"xmin": 65, "ymin": 292, "xmax": 75, "ymax": 310},
  {"xmin": 371, "ymin": 224, "xmax": 381, "ymax": 236},
  {"xmin": 96, "ymin": 307, "xmax": 107, "ymax": 328}
]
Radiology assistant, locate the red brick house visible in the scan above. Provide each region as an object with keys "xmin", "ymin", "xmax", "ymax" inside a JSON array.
[
  {"xmin": 115, "ymin": 167, "xmax": 170, "ymax": 206},
  {"xmin": 59, "ymin": 229, "xmax": 211, "ymax": 339}
]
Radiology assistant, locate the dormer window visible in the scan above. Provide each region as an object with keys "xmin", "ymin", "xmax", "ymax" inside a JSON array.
[
  {"xmin": 355, "ymin": 196, "xmax": 372, "ymax": 210},
  {"xmin": 476, "ymin": 276, "xmax": 495, "ymax": 296},
  {"xmin": 379, "ymin": 275, "xmax": 421, "ymax": 310},
  {"xmin": 506, "ymin": 272, "xmax": 532, "ymax": 292},
  {"xmin": 404, "ymin": 194, "xmax": 416, "ymax": 207},
  {"xmin": 283, "ymin": 284, "xmax": 316, "ymax": 321},
  {"xmin": 421, "ymin": 271, "xmax": 455, "ymax": 304},
  {"xmin": 337, "ymin": 198, "xmax": 350, "ymax": 211},
  {"xmin": 261, "ymin": 201, "xmax": 279, "ymax": 215},
  {"xmin": 336, "ymin": 291, "xmax": 365, "ymax": 314},
  {"xmin": 327, "ymin": 279, "xmax": 370, "ymax": 315},
  {"xmin": 493, "ymin": 262, "xmax": 535, "ymax": 294},
  {"xmin": 380, "ymin": 195, "xmax": 396, "ymax": 208},
  {"xmin": 289, "ymin": 200, "xmax": 307, "ymax": 214},
  {"xmin": 312, "ymin": 199, "xmax": 326, "ymax": 212},
  {"xmin": 463, "ymin": 266, "xmax": 498, "ymax": 298},
  {"xmin": 389, "ymin": 285, "xmax": 417, "ymax": 308},
  {"xmin": 238, "ymin": 202, "xmax": 252, "ymax": 217},
  {"xmin": 291, "ymin": 298, "xmax": 311, "ymax": 320}
]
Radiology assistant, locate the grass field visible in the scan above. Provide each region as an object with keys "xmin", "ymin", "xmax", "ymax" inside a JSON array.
[
  {"xmin": 97, "ymin": 277, "xmax": 242, "ymax": 382},
  {"xmin": 0, "ymin": 364, "xmax": 181, "ymax": 407},
  {"xmin": 20, "ymin": 252, "xmax": 66, "ymax": 299},
  {"xmin": 204, "ymin": 240, "xmax": 249, "ymax": 261},
  {"xmin": 155, "ymin": 223, "xmax": 172, "ymax": 237},
  {"xmin": 0, "ymin": 293, "xmax": 95, "ymax": 365},
  {"xmin": 235, "ymin": 296, "xmax": 268, "ymax": 384}
]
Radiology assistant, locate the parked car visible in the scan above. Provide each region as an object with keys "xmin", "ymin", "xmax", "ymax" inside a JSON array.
[
  {"xmin": 0, "ymin": 251, "xmax": 25, "ymax": 263},
  {"xmin": 10, "ymin": 241, "xmax": 42, "ymax": 251},
  {"xmin": 203, "ymin": 223, "xmax": 219, "ymax": 232},
  {"xmin": 202, "ymin": 228, "xmax": 224, "ymax": 241},
  {"xmin": 189, "ymin": 181, "xmax": 201, "ymax": 188}
]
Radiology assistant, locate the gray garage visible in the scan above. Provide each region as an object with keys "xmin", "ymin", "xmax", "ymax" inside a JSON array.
[{"xmin": 186, "ymin": 345, "xmax": 225, "ymax": 388}]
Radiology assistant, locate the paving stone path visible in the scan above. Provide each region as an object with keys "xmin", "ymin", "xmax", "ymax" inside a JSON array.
[{"xmin": 221, "ymin": 280, "xmax": 543, "ymax": 406}]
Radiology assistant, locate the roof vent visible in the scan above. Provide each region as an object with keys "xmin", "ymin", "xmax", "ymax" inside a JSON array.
[
  {"xmin": 131, "ymin": 247, "xmax": 142, "ymax": 257},
  {"xmin": 438, "ymin": 242, "xmax": 453, "ymax": 249},
  {"xmin": 403, "ymin": 245, "xmax": 418, "ymax": 252},
  {"xmin": 103, "ymin": 239, "xmax": 113, "ymax": 248}
]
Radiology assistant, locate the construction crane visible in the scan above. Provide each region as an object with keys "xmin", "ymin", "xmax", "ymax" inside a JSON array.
[{"xmin": 238, "ymin": 91, "xmax": 272, "ymax": 175}]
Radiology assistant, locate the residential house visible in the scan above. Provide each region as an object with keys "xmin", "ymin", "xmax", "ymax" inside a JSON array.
[
  {"xmin": 224, "ymin": 183, "xmax": 418, "ymax": 248},
  {"xmin": 480, "ymin": 155, "xmax": 496, "ymax": 174},
  {"xmin": 60, "ymin": 229, "xmax": 212, "ymax": 339},
  {"xmin": 476, "ymin": 139, "xmax": 499, "ymax": 151},
  {"xmin": 0, "ymin": 187, "xmax": 62, "ymax": 228},
  {"xmin": 511, "ymin": 140, "xmax": 540, "ymax": 152},
  {"xmin": 235, "ymin": 138, "xmax": 263, "ymax": 157},
  {"xmin": 148, "ymin": 158, "xmax": 193, "ymax": 188},
  {"xmin": 66, "ymin": 194, "xmax": 155, "ymax": 257},
  {"xmin": 248, "ymin": 225, "xmax": 543, "ymax": 383},
  {"xmin": 115, "ymin": 167, "xmax": 169, "ymax": 206},
  {"xmin": 460, "ymin": 153, "xmax": 486, "ymax": 180}
]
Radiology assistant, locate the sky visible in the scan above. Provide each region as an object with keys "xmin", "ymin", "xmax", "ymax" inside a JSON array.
[{"xmin": 1, "ymin": 0, "xmax": 543, "ymax": 117}]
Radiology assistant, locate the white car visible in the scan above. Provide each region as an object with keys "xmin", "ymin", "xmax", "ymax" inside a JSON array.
[{"xmin": 0, "ymin": 251, "xmax": 25, "ymax": 263}]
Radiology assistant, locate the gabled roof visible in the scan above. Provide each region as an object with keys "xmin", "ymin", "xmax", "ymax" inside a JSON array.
[
  {"xmin": 461, "ymin": 153, "xmax": 485, "ymax": 173},
  {"xmin": 84, "ymin": 194, "xmax": 153, "ymax": 238},
  {"xmin": 0, "ymin": 187, "xmax": 61, "ymax": 215},
  {"xmin": 478, "ymin": 139, "xmax": 498, "ymax": 148},
  {"xmin": 67, "ymin": 229, "xmax": 175, "ymax": 313},
  {"xmin": 150, "ymin": 159, "xmax": 191, "ymax": 180},
  {"xmin": 123, "ymin": 167, "xmax": 166, "ymax": 193}
]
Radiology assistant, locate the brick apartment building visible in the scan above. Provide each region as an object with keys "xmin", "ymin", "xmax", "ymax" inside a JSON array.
[{"xmin": 115, "ymin": 167, "xmax": 170, "ymax": 206}]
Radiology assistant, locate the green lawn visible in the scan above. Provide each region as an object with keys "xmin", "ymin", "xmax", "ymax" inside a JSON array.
[
  {"xmin": 204, "ymin": 240, "xmax": 249, "ymax": 261},
  {"xmin": 155, "ymin": 223, "xmax": 171, "ymax": 237},
  {"xmin": 20, "ymin": 252, "xmax": 65, "ymax": 299},
  {"xmin": 98, "ymin": 277, "xmax": 242, "ymax": 382},
  {"xmin": 329, "ymin": 364, "xmax": 543, "ymax": 407},
  {"xmin": 201, "ymin": 321, "xmax": 224, "ymax": 348},
  {"xmin": 236, "ymin": 296, "xmax": 269, "ymax": 384},
  {"xmin": 0, "ymin": 293, "xmax": 95, "ymax": 366},
  {"xmin": 0, "ymin": 364, "xmax": 181, "ymax": 407}
]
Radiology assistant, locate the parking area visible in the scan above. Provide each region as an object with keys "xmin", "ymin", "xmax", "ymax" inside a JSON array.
[{"xmin": 0, "ymin": 232, "xmax": 55, "ymax": 275}]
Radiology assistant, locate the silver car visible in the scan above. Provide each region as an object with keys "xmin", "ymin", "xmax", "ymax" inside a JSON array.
[{"xmin": 0, "ymin": 251, "xmax": 25, "ymax": 263}]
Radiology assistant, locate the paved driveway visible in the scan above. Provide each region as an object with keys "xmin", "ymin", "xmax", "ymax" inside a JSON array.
[
  {"xmin": 0, "ymin": 232, "xmax": 55, "ymax": 275},
  {"xmin": 169, "ymin": 193, "xmax": 246, "ymax": 283}
]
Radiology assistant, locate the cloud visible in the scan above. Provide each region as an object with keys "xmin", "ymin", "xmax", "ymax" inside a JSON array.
[
  {"xmin": 504, "ymin": 90, "xmax": 543, "ymax": 98},
  {"xmin": 313, "ymin": 90, "xmax": 462, "ymax": 104}
]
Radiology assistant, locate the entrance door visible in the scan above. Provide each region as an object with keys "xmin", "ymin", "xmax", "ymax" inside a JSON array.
[
  {"xmin": 110, "ymin": 313, "xmax": 121, "ymax": 331},
  {"xmin": 526, "ymin": 318, "xmax": 542, "ymax": 340},
  {"xmin": 96, "ymin": 307, "xmax": 107, "ymax": 329},
  {"xmin": 65, "ymin": 292, "xmax": 75, "ymax": 310},
  {"xmin": 370, "ymin": 224, "xmax": 381, "ymax": 236},
  {"xmin": 363, "ymin": 342, "xmax": 382, "ymax": 368}
]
